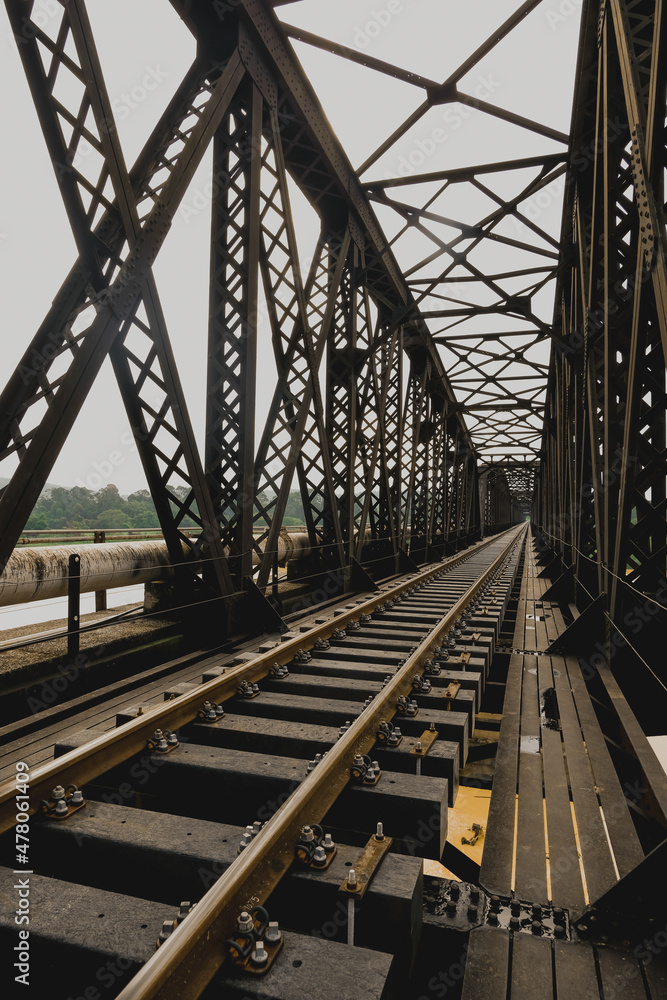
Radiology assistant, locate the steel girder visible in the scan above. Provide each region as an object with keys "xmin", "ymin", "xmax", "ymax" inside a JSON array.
[
  {"xmin": 0, "ymin": 0, "xmax": 487, "ymax": 622},
  {"xmin": 538, "ymin": 0, "xmax": 667, "ymax": 683}
]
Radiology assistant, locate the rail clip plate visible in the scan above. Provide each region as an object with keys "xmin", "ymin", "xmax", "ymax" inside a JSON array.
[
  {"xmin": 443, "ymin": 682, "xmax": 461, "ymax": 708},
  {"xmin": 410, "ymin": 728, "xmax": 439, "ymax": 757},
  {"xmin": 339, "ymin": 832, "xmax": 393, "ymax": 901}
]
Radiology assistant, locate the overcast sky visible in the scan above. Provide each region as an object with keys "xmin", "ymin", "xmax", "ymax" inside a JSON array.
[{"xmin": 0, "ymin": 0, "xmax": 582, "ymax": 495}]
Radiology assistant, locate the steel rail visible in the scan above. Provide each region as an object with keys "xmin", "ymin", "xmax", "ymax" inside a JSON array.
[
  {"xmin": 111, "ymin": 524, "xmax": 526, "ymax": 1000},
  {"xmin": 0, "ymin": 527, "xmax": 520, "ymax": 834}
]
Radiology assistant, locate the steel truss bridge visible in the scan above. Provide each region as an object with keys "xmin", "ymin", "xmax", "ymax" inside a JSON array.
[
  {"xmin": 1, "ymin": 2, "xmax": 667, "ymax": 998},
  {"xmin": 1, "ymin": 0, "xmax": 665, "ymax": 708},
  {"xmin": 0, "ymin": 4, "xmax": 664, "ymax": 690}
]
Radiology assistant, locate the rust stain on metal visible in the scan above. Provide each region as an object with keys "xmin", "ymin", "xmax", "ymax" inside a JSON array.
[{"xmin": 338, "ymin": 833, "xmax": 394, "ymax": 901}]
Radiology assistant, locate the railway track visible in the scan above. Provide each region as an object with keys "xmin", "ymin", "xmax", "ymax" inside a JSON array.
[{"xmin": 0, "ymin": 525, "xmax": 526, "ymax": 1000}]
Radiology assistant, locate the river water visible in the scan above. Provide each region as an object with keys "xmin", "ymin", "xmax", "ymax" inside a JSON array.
[{"xmin": 0, "ymin": 584, "xmax": 145, "ymax": 635}]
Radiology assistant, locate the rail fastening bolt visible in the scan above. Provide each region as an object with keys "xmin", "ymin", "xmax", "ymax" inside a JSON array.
[
  {"xmin": 312, "ymin": 845, "xmax": 327, "ymax": 866},
  {"xmin": 158, "ymin": 919, "xmax": 175, "ymax": 944},
  {"xmin": 265, "ymin": 921, "xmax": 282, "ymax": 945},
  {"xmin": 250, "ymin": 941, "xmax": 268, "ymax": 968}
]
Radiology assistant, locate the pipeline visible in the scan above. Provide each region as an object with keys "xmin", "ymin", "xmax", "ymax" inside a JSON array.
[{"xmin": 0, "ymin": 531, "xmax": 316, "ymax": 607}]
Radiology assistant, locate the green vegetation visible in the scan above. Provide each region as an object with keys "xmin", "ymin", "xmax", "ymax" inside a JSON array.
[
  {"xmin": 23, "ymin": 484, "xmax": 311, "ymax": 530},
  {"xmin": 25, "ymin": 484, "xmax": 164, "ymax": 530}
]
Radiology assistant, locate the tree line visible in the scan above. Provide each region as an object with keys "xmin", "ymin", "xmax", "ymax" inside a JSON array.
[{"xmin": 23, "ymin": 484, "xmax": 309, "ymax": 530}]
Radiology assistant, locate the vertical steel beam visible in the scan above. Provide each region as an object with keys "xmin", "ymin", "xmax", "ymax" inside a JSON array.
[{"xmin": 206, "ymin": 83, "xmax": 263, "ymax": 585}]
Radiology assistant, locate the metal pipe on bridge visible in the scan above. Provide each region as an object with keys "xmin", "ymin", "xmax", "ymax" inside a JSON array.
[
  {"xmin": 0, "ymin": 531, "xmax": 315, "ymax": 607},
  {"xmin": 0, "ymin": 540, "xmax": 190, "ymax": 607}
]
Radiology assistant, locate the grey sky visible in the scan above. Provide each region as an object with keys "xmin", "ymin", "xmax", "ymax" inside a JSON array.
[{"xmin": 0, "ymin": 0, "xmax": 581, "ymax": 494}]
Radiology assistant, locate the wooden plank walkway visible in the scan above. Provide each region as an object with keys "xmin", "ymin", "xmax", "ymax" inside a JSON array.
[
  {"xmin": 462, "ymin": 531, "xmax": 663, "ymax": 1000},
  {"xmin": 478, "ymin": 537, "xmax": 643, "ymax": 912},
  {"xmin": 465, "ymin": 931, "xmax": 662, "ymax": 1000}
]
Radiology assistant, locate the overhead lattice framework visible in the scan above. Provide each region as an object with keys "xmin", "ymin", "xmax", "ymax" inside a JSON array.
[
  {"xmin": 278, "ymin": 0, "xmax": 579, "ymax": 505},
  {"xmin": 2, "ymin": 0, "xmax": 523, "ymax": 623}
]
